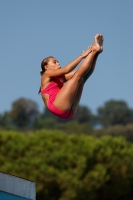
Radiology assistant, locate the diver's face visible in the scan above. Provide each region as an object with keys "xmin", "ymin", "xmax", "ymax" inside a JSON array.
[{"xmin": 46, "ymin": 58, "xmax": 60, "ymax": 70}]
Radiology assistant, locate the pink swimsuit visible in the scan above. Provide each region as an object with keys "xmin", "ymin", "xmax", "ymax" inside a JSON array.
[{"xmin": 40, "ymin": 77, "xmax": 73, "ymax": 119}]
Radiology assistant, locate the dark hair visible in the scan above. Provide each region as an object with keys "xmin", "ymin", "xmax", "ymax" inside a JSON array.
[
  {"xmin": 38, "ymin": 56, "xmax": 54, "ymax": 94},
  {"xmin": 40, "ymin": 56, "xmax": 54, "ymax": 76}
]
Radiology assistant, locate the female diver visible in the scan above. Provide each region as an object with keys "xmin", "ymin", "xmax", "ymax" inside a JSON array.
[{"xmin": 39, "ymin": 34, "xmax": 104, "ymax": 119}]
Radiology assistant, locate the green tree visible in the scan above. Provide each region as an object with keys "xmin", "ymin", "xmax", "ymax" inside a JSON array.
[
  {"xmin": 33, "ymin": 115, "xmax": 57, "ymax": 130},
  {"xmin": 97, "ymin": 100, "xmax": 133, "ymax": 127},
  {"xmin": 1, "ymin": 130, "xmax": 133, "ymax": 200},
  {"xmin": 0, "ymin": 113, "xmax": 15, "ymax": 130},
  {"xmin": 6, "ymin": 98, "xmax": 39, "ymax": 129},
  {"xmin": 0, "ymin": 114, "xmax": 8, "ymax": 129},
  {"xmin": 93, "ymin": 123, "xmax": 133, "ymax": 143},
  {"xmin": 72, "ymin": 105, "xmax": 94, "ymax": 124}
]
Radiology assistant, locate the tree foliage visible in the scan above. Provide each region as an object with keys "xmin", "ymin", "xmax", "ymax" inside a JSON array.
[
  {"xmin": 1, "ymin": 98, "xmax": 133, "ymax": 133},
  {"xmin": 6, "ymin": 98, "xmax": 39, "ymax": 129},
  {"xmin": 72, "ymin": 105, "xmax": 94, "ymax": 123},
  {"xmin": 1, "ymin": 130, "xmax": 133, "ymax": 200},
  {"xmin": 0, "ymin": 113, "xmax": 15, "ymax": 130},
  {"xmin": 97, "ymin": 100, "xmax": 133, "ymax": 127},
  {"xmin": 93, "ymin": 123, "xmax": 133, "ymax": 143}
]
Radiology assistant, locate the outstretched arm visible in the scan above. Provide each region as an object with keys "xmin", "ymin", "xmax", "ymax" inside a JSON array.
[
  {"xmin": 63, "ymin": 48, "xmax": 92, "ymax": 71},
  {"xmin": 45, "ymin": 48, "xmax": 92, "ymax": 78},
  {"xmin": 64, "ymin": 70, "xmax": 77, "ymax": 81}
]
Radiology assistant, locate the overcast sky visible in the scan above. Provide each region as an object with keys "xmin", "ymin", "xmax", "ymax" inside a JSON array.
[{"xmin": 0, "ymin": 1, "xmax": 133, "ymax": 114}]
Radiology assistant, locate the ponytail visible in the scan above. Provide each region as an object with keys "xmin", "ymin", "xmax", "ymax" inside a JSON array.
[
  {"xmin": 40, "ymin": 70, "xmax": 44, "ymax": 76},
  {"xmin": 38, "ymin": 86, "xmax": 41, "ymax": 94}
]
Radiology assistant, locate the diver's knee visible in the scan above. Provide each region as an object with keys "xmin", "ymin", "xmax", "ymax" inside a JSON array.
[{"xmin": 73, "ymin": 72, "xmax": 84, "ymax": 83}]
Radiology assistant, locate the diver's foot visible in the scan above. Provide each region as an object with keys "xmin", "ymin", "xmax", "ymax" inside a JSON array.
[{"xmin": 93, "ymin": 34, "xmax": 104, "ymax": 53}]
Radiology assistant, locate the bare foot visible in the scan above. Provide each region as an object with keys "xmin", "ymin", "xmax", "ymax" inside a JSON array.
[{"xmin": 92, "ymin": 34, "xmax": 104, "ymax": 53}]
